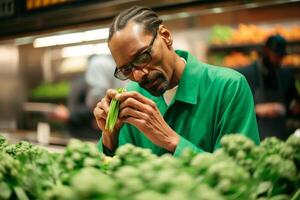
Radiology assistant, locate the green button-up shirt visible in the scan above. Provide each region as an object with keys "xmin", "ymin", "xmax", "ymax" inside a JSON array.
[{"xmin": 98, "ymin": 50, "xmax": 260, "ymax": 157}]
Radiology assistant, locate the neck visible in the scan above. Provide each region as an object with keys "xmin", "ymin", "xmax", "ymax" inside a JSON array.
[{"xmin": 169, "ymin": 53, "xmax": 186, "ymax": 89}]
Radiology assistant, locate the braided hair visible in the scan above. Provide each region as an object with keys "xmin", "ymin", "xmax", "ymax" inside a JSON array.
[{"xmin": 108, "ymin": 6, "xmax": 163, "ymax": 41}]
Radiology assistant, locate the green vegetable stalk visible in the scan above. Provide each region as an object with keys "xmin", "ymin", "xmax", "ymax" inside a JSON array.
[{"xmin": 105, "ymin": 88, "xmax": 126, "ymax": 132}]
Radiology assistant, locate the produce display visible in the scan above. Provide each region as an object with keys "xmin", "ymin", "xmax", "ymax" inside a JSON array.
[
  {"xmin": 210, "ymin": 24, "xmax": 300, "ymax": 45},
  {"xmin": 208, "ymin": 24, "xmax": 300, "ymax": 68},
  {"xmin": 209, "ymin": 25, "xmax": 232, "ymax": 45},
  {"xmin": 208, "ymin": 52, "xmax": 300, "ymax": 68},
  {"xmin": 283, "ymin": 54, "xmax": 300, "ymax": 67},
  {"xmin": 207, "ymin": 51, "xmax": 258, "ymax": 68},
  {"xmin": 0, "ymin": 134, "xmax": 299, "ymax": 200},
  {"xmin": 30, "ymin": 81, "xmax": 70, "ymax": 100}
]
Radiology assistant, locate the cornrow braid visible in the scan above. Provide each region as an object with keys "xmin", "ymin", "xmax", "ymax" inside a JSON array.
[{"xmin": 108, "ymin": 6, "xmax": 163, "ymax": 41}]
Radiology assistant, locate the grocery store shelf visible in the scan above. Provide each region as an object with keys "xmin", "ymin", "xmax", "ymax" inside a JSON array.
[{"xmin": 208, "ymin": 40, "xmax": 300, "ymax": 53}]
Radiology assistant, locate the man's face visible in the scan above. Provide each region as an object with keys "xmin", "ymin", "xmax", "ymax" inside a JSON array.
[
  {"xmin": 264, "ymin": 48, "xmax": 284, "ymax": 69},
  {"xmin": 108, "ymin": 22, "xmax": 173, "ymax": 96}
]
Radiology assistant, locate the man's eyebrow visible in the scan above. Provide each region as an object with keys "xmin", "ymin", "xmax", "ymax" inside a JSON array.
[
  {"xmin": 130, "ymin": 46, "xmax": 149, "ymax": 58},
  {"xmin": 119, "ymin": 46, "xmax": 149, "ymax": 69}
]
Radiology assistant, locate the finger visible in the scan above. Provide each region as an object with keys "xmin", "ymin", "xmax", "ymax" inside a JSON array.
[
  {"xmin": 116, "ymin": 91, "xmax": 156, "ymax": 108},
  {"xmin": 119, "ymin": 96, "xmax": 152, "ymax": 113},
  {"xmin": 106, "ymin": 88, "xmax": 118, "ymax": 99},
  {"xmin": 123, "ymin": 117, "xmax": 145, "ymax": 129},
  {"xmin": 101, "ymin": 98, "xmax": 110, "ymax": 114},
  {"xmin": 96, "ymin": 101, "xmax": 102, "ymax": 108},
  {"xmin": 119, "ymin": 107, "xmax": 148, "ymax": 119},
  {"xmin": 93, "ymin": 107, "xmax": 107, "ymax": 120}
]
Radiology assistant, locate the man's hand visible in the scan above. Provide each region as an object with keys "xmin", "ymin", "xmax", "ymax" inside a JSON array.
[
  {"xmin": 116, "ymin": 91, "xmax": 179, "ymax": 152},
  {"xmin": 51, "ymin": 105, "xmax": 70, "ymax": 123},
  {"xmin": 94, "ymin": 89, "xmax": 123, "ymax": 133},
  {"xmin": 93, "ymin": 89, "xmax": 123, "ymax": 151},
  {"xmin": 255, "ymin": 102, "xmax": 286, "ymax": 118}
]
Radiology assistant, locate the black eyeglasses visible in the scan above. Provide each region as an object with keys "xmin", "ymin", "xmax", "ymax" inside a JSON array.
[{"xmin": 114, "ymin": 30, "xmax": 158, "ymax": 80}]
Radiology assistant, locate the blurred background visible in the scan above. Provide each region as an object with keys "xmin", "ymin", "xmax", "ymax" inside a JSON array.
[{"xmin": 0, "ymin": 0, "xmax": 299, "ymax": 149}]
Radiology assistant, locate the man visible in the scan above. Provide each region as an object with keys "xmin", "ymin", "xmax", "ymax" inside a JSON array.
[
  {"xmin": 94, "ymin": 6, "xmax": 260, "ymax": 156},
  {"xmin": 238, "ymin": 35, "xmax": 299, "ymax": 140}
]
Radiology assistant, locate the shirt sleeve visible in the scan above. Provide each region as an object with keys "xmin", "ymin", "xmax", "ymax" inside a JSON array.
[
  {"xmin": 173, "ymin": 135, "xmax": 205, "ymax": 157},
  {"xmin": 213, "ymin": 75, "xmax": 260, "ymax": 150}
]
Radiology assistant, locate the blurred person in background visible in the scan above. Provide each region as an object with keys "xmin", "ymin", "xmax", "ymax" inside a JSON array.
[
  {"xmin": 238, "ymin": 35, "xmax": 300, "ymax": 140},
  {"xmin": 52, "ymin": 54, "xmax": 125, "ymax": 139},
  {"xmin": 93, "ymin": 6, "xmax": 260, "ymax": 156},
  {"xmin": 85, "ymin": 55, "xmax": 127, "ymax": 108}
]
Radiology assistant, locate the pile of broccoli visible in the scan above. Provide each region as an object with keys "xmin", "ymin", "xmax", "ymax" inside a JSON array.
[{"xmin": 0, "ymin": 133, "xmax": 299, "ymax": 200}]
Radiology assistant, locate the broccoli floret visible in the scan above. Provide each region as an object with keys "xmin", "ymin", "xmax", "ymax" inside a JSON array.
[
  {"xmin": 44, "ymin": 184, "xmax": 76, "ymax": 200},
  {"xmin": 0, "ymin": 152, "xmax": 20, "ymax": 186},
  {"xmin": 192, "ymin": 184, "xmax": 225, "ymax": 200},
  {"xmin": 0, "ymin": 182, "xmax": 12, "ymax": 200},
  {"xmin": 132, "ymin": 190, "xmax": 166, "ymax": 200},
  {"xmin": 114, "ymin": 144, "xmax": 156, "ymax": 168},
  {"xmin": 220, "ymin": 134, "xmax": 257, "ymax": 173},
  {"xmin": 254, "ymin": 154, "xmax": 297, "ymax": 196},
  {"xmin": 204, "ymin": 159, "xmax": 252, "ymax": 199},
  {"xmin": 285, "ymin": 134, "xmax": 300, "ymax": 168},
  {"xmin": 0, "ymin": 135, "xmax": 8, "ymax": 151},
  {"xmin": 70, "ymin": 167, "xmax": 117, "ymax": 199},
  {"xmin": 59, "ymin": 139, "xmax": 104, "ymax": 183},
  {"xmin": 259, "ymin": 137, "xmax": 285, "ymax": 157},
  {"xmin": 0, "ymin": 152, "xmax": 31, "ymax": 200}
]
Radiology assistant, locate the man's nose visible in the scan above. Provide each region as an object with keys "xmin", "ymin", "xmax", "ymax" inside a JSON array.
[{"xmin": 132, "ymin": 68, "xmax": 148, "ymax": 82}]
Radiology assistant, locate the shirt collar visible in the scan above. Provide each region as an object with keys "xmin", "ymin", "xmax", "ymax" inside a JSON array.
[{"xmin": 174, "ymin": 50, "xmax": 201, "ymax": 105}]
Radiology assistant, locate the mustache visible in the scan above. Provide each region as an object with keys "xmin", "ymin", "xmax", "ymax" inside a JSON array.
[
  {"xmin": 138, "ymin": 71, "xmax": 168, "ymax": 96},
  {"xmin": 140, "ymin": 72, "xmax": 164, "ymax": 87}
]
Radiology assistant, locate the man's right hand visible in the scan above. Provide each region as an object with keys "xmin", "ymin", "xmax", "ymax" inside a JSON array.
[{"xmin": 93, "ymin": 89, "xmax": 123, "ymax": 151}]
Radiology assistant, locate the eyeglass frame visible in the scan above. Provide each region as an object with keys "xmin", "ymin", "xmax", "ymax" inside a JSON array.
[{"xmin": 113, "ymin": 30, "xmax": 158, "ymax": 80}]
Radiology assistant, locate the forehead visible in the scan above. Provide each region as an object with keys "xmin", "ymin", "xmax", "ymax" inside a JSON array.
[{"xmin": 108, "ymin": 22, "xmax": 152, "ymax": 66}]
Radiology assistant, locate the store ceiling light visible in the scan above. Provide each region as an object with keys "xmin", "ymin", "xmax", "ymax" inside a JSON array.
[
  {"xmin": 33, "ymin": 28, "xmax": 109, "ymax": 48},
  {"xmin": 211, "ymin": 7, "xmax": 223, "ymax": 14},
  {"xmin": 62, "ymin": 44, "xmax": 94, "ymax": 57},
  {"xmin": 61, "ymin": 43, "xmax": 110, "ymax": 58},
  {"xmin": 83, "ymin": 28, "xmax": 109, "ymax": 41},
  {"xmin": 34, "ymin": 33, "xmax": 83, "ymax": 48}
]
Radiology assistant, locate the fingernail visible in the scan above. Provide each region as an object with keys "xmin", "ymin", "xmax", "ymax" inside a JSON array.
[{"xmin": 115, "ymin": 94, "xmax": 120, "ymax": 99}]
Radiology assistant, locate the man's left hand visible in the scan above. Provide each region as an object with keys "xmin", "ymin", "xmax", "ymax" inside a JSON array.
[{"xmin": 116, "ymin": 91, "xmax": 179, "ymax": 152}]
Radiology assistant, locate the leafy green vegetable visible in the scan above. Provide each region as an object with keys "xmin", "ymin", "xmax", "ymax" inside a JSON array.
[
  {"xmin": 70, "ymin": 167, "xmax": 117, "ymax": 199},
  {"xmin": 1, "ymin": 133, "xmax": 300, "ymax": 200},
  {"xmin": 30, "ymin": 81, "xmax": 70, "ymax": 100},
  {"xmin": 0, "ymin": 135, "xmax": 8, "ymax": 151},
  {"xmin": 58, "ymin": 139, "xmax": 104, "ymax": 184},
  {"xmin": 105, "ymin": 87, "xmax": 126, "ymax": 132}
]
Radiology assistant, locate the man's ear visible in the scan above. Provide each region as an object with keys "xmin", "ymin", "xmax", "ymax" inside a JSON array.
[{"xmin": 159, "ymin": 25, "xmax": 173, "ymax": 48}]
